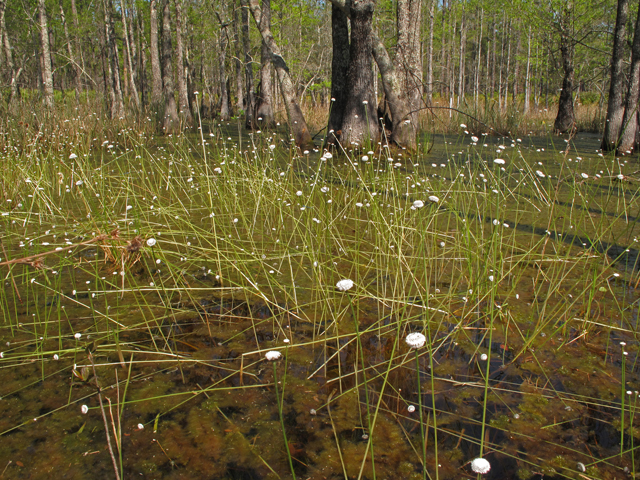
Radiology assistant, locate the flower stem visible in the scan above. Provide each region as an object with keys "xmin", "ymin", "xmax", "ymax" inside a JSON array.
[{"xmin": 273, "ymin": 361, "xmax": 296, "ymax": 479}]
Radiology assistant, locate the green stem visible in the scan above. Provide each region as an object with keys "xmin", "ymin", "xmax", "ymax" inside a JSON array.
[
  {"xmin": 273, "ymin": 361, "xmax": 296, "ymax": 479},
  {"xmin": 415, "ymin": 349, "xmax": 426, "ymax": 480}
]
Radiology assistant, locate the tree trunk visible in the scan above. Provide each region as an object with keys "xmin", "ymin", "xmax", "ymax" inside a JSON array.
[
  {"xmin": 554, "ymin": 6, "xmax": 575, "ymax": 134},
  {"xmin": 255, "ymin": 0, "xmax": 275, "ymax": 129},
  {"xmin": 395, "ymin": 0, "xmax": 422, "ymax": 133},
  {"xmin": 242, "ymin": 3, "xmax": 255, "ymax": 129},
  {"xmin": 103, "ymin": 0, "xmax": 124, "ymax": 118},
  {"xmin": 512, "ymin": 25, "xmax": 521, "ymax": 104},
  {"xmin": 0, "ymin": 0, "xmax": 19, "ymax": 106},
  {"xmin": 218, "ymin": 17, "xmax": 230, "ymax": 121},
  {"xmin": 232, "ymin": 1, "xmax": 244, "ymax": 113},
  {"xmin": 122, "ymin": 0, "xmax": 140, "ymax": 110},
  {"xmin": 137, "ymin": 6, "xmax": 148, "ymax": 106},
  {"xmin": 490, "ymin": 15, "xmax": 496, "ymax": 100},
  {"xmin": 426, "ymin": 0, "xmax": 434, "ymax": 105},
  {"xmin": 38, "ymin": 0, "xmax": 54, "ymax": 107},
  {"xmin": 339, "ymin": 0, "xmax": 379, "ymax": 147},
  {"xmin": 524, "ymin": 26, "xmax": 531, "ymax": 114},
  {"xmin": 457, "ymin": 5, "xmax": 465, "ymax": 107},
  {"xmin": 59, "ymin": 0, "xmax": 82, "ymax": 100},
  {"xmin": 617, "ymin": 3, "xmax": 640, "ymax": 154},
  {"xmin": 245, "ymin": 0, "xmax": 312, "ymax": 148},
  {"xmin": 161, "ymin": 0, "xmax": 179, "ymax": 132},
  {"xmin": 602, "ymin": 0, "xmax": 629, "ymax": 150},
  {"xmin": 174, "ymin": 0, "xmax": 192, "ymax": 124},
  {"xmin": 474, "ymin": 7, "xmax": 483, "ymax": 109},
  {"xmin": 150, "ymin": 0, "xmax": 163, "ymax": 106},
  {"xmin": 326, "ymin": 3, "xmax": 350, "ymax": 144}
]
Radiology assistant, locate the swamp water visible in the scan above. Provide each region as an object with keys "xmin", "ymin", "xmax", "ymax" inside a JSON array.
[{"xmin": 0, "ymin": 126, "xmax": 639, "ymax": 479}]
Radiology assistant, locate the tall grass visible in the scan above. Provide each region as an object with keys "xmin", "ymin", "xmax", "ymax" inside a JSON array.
[{"xmin": 0, "ymin": 110, "xmax": 637, "ymax": 479}]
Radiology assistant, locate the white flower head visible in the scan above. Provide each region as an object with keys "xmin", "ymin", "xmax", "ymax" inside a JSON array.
[
  {"xmin": 494, "ymin": 158, "xmax": 505, "ymax": 165},
  {"xmin": 407, "ymin": 405, "xmax": 416, "ymax": 413},
  {"xmin": 69, "ymin": 153, "xmax": 78, "ymax": 159},
  {"xmin": 536, "ymin": 170, "xmax": 546, "ymax": 178},
  {"xmin": 406, "ymin": 332, "xmax": 426, "ymax": 349},
  {"xmin": 471, "ymin": 136, "xmax": 479, "ymax": 143},
  {"xmin": 471, "ymin": 458, "xmax": 491, "ymax": 474},
  {"xmin": 146, "ymin": 238, "xmax": 157, "ymax": 247},
  {"xmin": 428, "ymin": 195, "xmax": 440, "ymax": 203},
  {"xmin": 480, "ymin": 353, "xmax": 488, "ymax": 361},
  {"xmin": 412, "ymin": 200, "xmax": 424, "ymax": 209},
  {"xmin": 81, "ymin": 405, "xmax": 89, "ymax": 414},
  {"xmin": 74, "ymin": 333, "xmax": 81, "ymax": 339},
  {"xmin": 137, "ymin": 423, "xmax": 144, "ymax": 430},
  {"xmin": 265, "ymin": 350, "xmax": 282, "ymax": 361},
  {"xmin": 336, "ymin": 279, "xmax": 354, "ymax": 292}
]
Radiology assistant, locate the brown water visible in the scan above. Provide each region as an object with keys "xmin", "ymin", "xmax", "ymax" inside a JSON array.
[{"xmin": 0, "ymin": 127, "xmax": 639, "ymax": 479}]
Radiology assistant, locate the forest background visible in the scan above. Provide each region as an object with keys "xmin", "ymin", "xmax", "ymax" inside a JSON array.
[{"xmin": 0, "ymin": 0, "xmax": 633, "ymax": 149}]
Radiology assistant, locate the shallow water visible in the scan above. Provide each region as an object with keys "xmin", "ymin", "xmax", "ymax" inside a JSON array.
[{"xmin": 0, "ymin": 126, "xmax": 639, "ymax": 479}]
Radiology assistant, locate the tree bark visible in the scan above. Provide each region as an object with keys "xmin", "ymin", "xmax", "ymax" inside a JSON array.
[
  {"xmin": 602, "ymin": 0, "xmax": 629, "ymax": 150},
  {"xmin": 617, "ymin": 3, "xmax": 640, "ymax": 154},
  {"xmin": 339, "ymin": 0, "xmax": 379, "ymax": 147},
  {"xmin": 121, "ymin": 0, "xmax": 140, "ymax": 110},
  {"xmin": 150, "ymin": 0, "xmax": 163, "ymax": 106},
  {"xmin": 524, "ymin": 26, "xmax": 531, "ymax": 114},
  {"xmin": 59, "ymin": 0, "xmax": 82, "ymax": 100},
  {"xmin": 255, "ymin": 0, "xmax": 275, "ymax": 129},
  {"xmin": 395, "ymin": 0, "xmax": 422, "ymax": 135},
  {"xmin": 326, "ymin": 3, "xmax": 350, "ymax": 144},
  {"xmin": 103, "ymin": 0, "xmax": 125, "ymax": 118},
  {"xmin": 244, "ymin": 0, "xmax": 312, "ymax": 148},
  {"xmin": 161, "ymin": 0, "xmax": 179, "ymax": 132},
  {"xmin": 426, "ymin": 0, "xmax": 434, "ymax": 105},
  {"xmin": 218, "ymin": 14, "xmax": 231, "ymax": 121},
  {"xmin": 38, "ymin": 0, "xmax": 54, "ymax": 107},
  {"xmin": 0, "ymin": 0, "xmax": 19, "ymax": 106},
  {"xmin": 554, "ymin": 5, "xmax": 575, "ymax": 134},
  {"xmin": 174, "ymin": 0, "xmax": 192, "ymax": 124},
  {"xmin": 232, "ymin": 1, "xmax": 244, "ymax": 113},
  {"xmin": 457, "ymin": 5, "xmax": 465, "ymax": 107},
  {"xmin": 242, "ymin": 3, "xmax": 255, "ymax": 129}
]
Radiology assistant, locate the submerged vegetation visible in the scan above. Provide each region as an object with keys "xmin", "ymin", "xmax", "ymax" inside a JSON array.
[{"xmin": 0, "ymin": 106, "xmax": 639, "ymax": 479}]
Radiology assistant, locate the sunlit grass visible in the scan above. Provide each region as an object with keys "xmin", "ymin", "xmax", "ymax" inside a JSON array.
[{"xmin": 0, "ymin": 113, "xmax": 638, "ymax": 478}]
